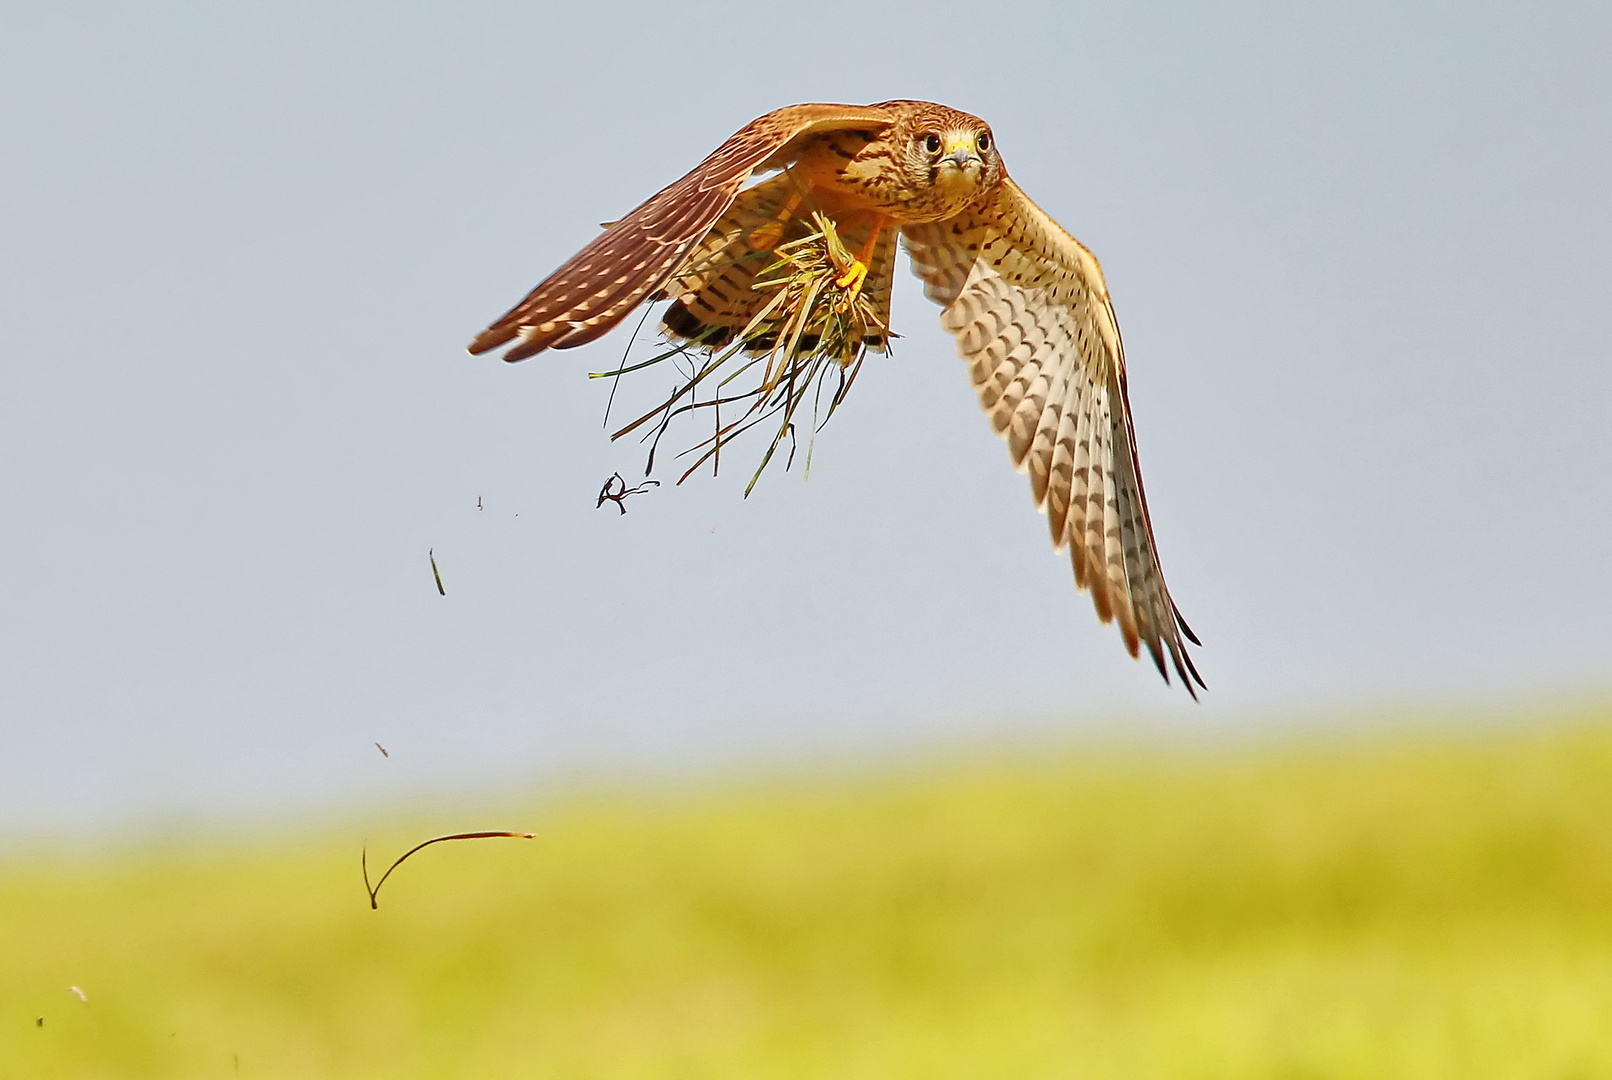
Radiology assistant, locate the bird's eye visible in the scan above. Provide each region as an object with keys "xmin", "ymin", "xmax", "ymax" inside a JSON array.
[
  {"xmin": 976, "ymin": 132, "xmax": 991, "ymax": 153},
  {"xmin": 923, "ymin": 133, "xmax": 942, "ymax": 154}
]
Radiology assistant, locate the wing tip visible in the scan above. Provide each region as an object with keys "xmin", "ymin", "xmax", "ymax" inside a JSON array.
[
  {"xmin": 467, "ymin": 327, "xmax": 513, "ymax": 356},
  {"xmin": 1173, "ymin": 603, "xmax": 1202, "ymax": 647},
  {"xmin": 500, "ymin": 334, "xmax": 548, "ymax": 363}
]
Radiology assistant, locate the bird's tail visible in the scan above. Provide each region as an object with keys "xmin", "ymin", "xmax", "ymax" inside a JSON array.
[{"xmin": 656, "ymin": 173, "xmax": 897, "ymax": 353}]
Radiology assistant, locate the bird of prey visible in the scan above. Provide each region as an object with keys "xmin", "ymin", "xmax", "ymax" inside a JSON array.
[{"xmin": 469, "ymin": 100, "xmax": 1205, "ymax": 695}]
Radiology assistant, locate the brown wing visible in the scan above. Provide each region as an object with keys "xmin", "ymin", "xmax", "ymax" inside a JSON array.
[
  {"xmin": 903, "ymin": 177, "xmax": 1205, "ymax": 696},
  {"xmin": 468, "ymin": 103, "xmax": 898, "ymax": 361}
]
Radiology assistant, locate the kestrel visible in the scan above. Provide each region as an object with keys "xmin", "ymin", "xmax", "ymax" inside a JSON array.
[{"xmin": 470, "ymin": 101, "xmax": 1205, "ymax": 695}]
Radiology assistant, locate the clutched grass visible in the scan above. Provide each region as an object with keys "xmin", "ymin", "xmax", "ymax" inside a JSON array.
[
  {"xmin": 7, "ymin": 707, "xmax": 1612, "ymax": 1079},
  {"xmin": 594, "ymin": 213, "xmax": 885, "ymax": 494}
]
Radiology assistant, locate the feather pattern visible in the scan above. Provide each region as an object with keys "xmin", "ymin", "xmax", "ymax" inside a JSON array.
[
  {"xmin": 468, "ymin": 99, "xmax": 1202, "ymax": 694},
  {"xmin": 904, "ymin": 177, "xmax": 1203, "ymax": 695},
  {"xmin": 469, "ymin": 103, "xmax": 897, "ymax": 361}
]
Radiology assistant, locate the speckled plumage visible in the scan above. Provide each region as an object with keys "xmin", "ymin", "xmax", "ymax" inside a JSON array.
[{"xmin": 470, "ymin": 102, "xmax": 1204, "ymax": 695}]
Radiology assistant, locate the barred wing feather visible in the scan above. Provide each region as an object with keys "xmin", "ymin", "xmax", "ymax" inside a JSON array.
[
  {"xmin": 902, "ymin": 178, "xmax": 1204, "ymax": 695},
  {"xmin": 468, "ymin": 103, "xmax": 897, "ymax": 361}
]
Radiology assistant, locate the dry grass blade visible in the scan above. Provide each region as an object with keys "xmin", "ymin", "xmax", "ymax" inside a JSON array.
[
  {"xmin": 589, "ymin": 212, "xmax": 887, "ymax": 495},
  {"xmin": 362, "ymin": 831, "xmax": 536, "ymax": 910}
]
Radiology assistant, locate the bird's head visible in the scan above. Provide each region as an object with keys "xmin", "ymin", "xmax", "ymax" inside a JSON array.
[{"xmin": 895, "ymin": 105, "xmax": 1002, "ymax": 210}]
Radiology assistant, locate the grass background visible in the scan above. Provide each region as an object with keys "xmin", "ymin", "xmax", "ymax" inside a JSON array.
[{"xmin": 6, "ymin": 706, "xmax": 1612, "ymax": 1079}]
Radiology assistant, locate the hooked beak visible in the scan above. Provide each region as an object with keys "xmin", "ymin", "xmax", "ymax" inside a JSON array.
[{"xmin": 944, "ymin": 139, "xmax": 982, "ymax": 172}]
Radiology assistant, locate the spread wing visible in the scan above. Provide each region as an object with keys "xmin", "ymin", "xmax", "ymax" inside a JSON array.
[
  {"xmin": 469, "ymin": 103, "xmax": 898, "ymax": 361},
  {"xmin": 902, "ymin": 178, "xmax": 1205, "ymax": 696}
]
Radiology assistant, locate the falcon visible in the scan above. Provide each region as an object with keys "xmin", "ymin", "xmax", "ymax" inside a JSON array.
[{"xmin": 469, "ymin": 101, "xmax": 1205, "ymax": 696}]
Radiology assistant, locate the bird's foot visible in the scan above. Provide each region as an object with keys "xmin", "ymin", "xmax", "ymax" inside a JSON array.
[{"xmin": 834, "ymin": 258, "xmax": 869, "ymax": 304}]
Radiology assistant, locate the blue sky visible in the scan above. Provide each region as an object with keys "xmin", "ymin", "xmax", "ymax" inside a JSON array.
[{"xmin": 2, "ymin": 1, "xmax": 1608, "ymax": 840}]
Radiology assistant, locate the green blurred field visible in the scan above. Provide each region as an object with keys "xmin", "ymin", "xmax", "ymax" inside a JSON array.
[{"xmin": 7, "ymin": 710, "xmax": 1612, "ymax": 1079}]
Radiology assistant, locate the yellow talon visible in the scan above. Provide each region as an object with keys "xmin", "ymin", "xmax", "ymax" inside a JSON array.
[
  {"xmin": 834, "ymin": 214, "xmax": 887, "ymax": 309},
  {"xmin": 835, "ymin": 258, "xmax": 869, "ymax": 294}
]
